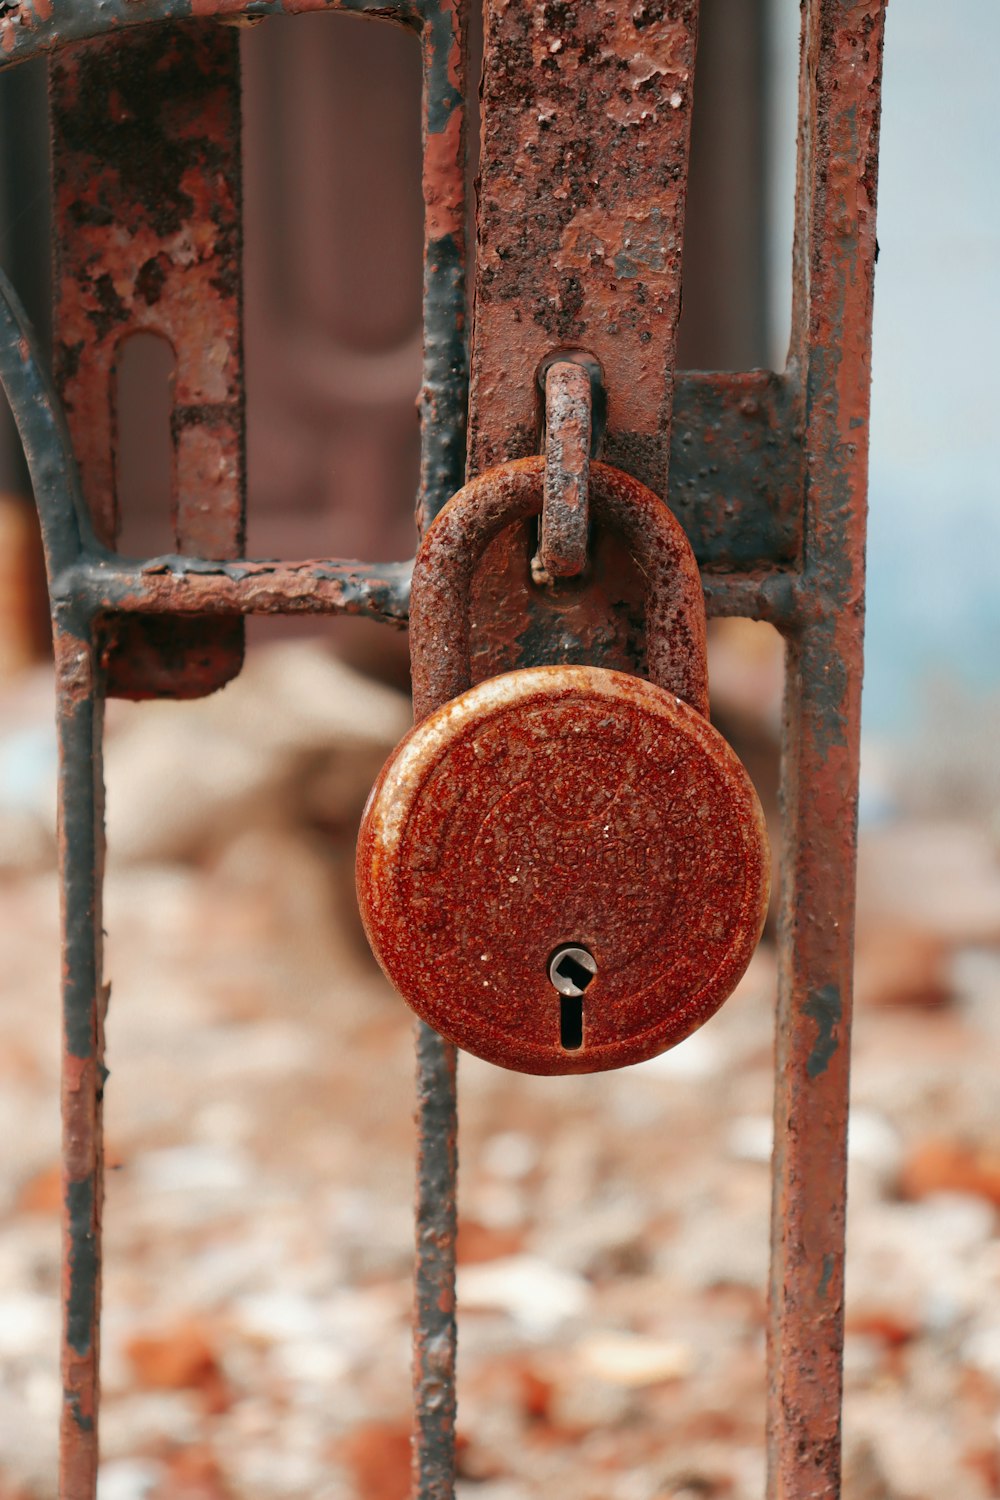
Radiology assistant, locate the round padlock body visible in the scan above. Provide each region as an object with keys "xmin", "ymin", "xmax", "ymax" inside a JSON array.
[{"xmin": 357, "ymin": 666, "xmax": 770, "ymax": 1075}]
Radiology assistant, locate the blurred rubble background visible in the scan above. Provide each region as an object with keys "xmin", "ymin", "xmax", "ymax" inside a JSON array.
[{"xmin": 0, "ymin": 3, "xmax": 998, "ymax": 1498}]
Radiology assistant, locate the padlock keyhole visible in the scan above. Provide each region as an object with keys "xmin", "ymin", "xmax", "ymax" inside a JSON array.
[
  {"xmin": 560, "ymin": 995, "xmax": 584, "ymax": 1051},
  {"xmin": 556, "ymin": 954, "xmax": 594, "ymax": 992},
  {"xmin": 549, "ymin": 945, "xmax": 596, "ymax": 1051}
]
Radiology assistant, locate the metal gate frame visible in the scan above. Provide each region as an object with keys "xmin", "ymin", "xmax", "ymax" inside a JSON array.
[{"xmin": 0, "ymin": 2, "xmax": 886, "ymax": 1496}]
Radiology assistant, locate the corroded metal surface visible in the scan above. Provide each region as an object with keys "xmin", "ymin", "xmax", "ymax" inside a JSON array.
[
  {"xmin": 1, "ymin": 0, "xmax": 430, "ymax": 64},
  {"xmin": 72, "ymin": 554, "xmax": 414, "ymax": 623},
  {"xmin": 466, "ymin": 0, "xmax": 700, "ymax": 682},
  {"xmin": 360, "ymin": 459, "xmax": 767, "ymax": 1074},
  {"xmin": 0, "ymin": 268, "xmax": 93, "ymax": 580},
  {"xmin": 55, "ymin": 630, "xmax": 105, "ymax": 1500},
  {"xmin": 0, "ymin": 270, "xmax": 107, "ymax": 1500},
  {"xmin": 358, "ymin": 663, "xmax": 769, "ymax": 1074},
  {"xmin": 50, "ymin": 26, "xmax": 245, "ymax": 560},
  {"xmin": 767, "ymin": 7, "xmax": 887, "ymax": 1499},
  {"xmin": 410, "ymin": 457, "xmax": 709, "ymax": 718},
  {"xmin": 539, "ymin": 360, "xmax": 591, "ymax": 579},
  {"xmin": 50, "ymin": 23, "xmax": 246, "ymax": 698},
  {"xmin": 413, "ymin": 1016, "xmax": 458, "ymax": 1500},
  {"xmin": 467, "ymin": 0, "xmax": 699, "ymax": 491}
]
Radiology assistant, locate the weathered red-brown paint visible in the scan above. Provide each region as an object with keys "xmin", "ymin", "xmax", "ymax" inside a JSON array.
[
  {"xmin": 76, "ymin": 557, "xmax": 412, "ymax": 623},
  {"xmin": 51, "ymin": 27, "xmax": 244, "ymax": 552},
  {"xmin": 423, "ymin": 100, "xmax": 464, "ymax": 243}
]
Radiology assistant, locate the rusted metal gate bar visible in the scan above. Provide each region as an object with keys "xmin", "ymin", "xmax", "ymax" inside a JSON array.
[
  {"xmin": 0, "ymin": 2, "xmax": 886, "ymax": 1497},
  {"xmin": 768, "ymin": 10, "xmax": 886, "ymax": 1496}
]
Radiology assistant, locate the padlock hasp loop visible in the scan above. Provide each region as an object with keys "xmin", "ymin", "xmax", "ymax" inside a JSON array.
[{"xmin": 410, "ymin": 457, "xmax": 709, "ymax": 721}]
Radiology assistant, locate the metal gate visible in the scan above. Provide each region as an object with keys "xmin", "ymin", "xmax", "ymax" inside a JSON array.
[{"xmin": 0, "ymin": 2, "xmax": 886, "ymax": 1496}]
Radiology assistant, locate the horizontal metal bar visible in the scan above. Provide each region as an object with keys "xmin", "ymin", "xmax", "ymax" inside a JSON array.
[
  {"xmin": 63, "ymin": 555, "xmax": 413, "ymax": 625},
  {"xmin": 57, "ymin": 552, "xmax": 804, "ymax": 631},
  {"xmin": 702, "ymin": 571, "xmax": 800, "ymax": 627},
  {"xmin": 2, "ymin": 280, "xmax": 805, "ymax": 604},
  {"xmin": 0, "ymin": 0, "xmax": 428, "ymax": 70}
]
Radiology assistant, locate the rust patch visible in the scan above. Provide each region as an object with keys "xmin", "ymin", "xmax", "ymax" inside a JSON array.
[
  {"xmin": 423, "ymin": 97, "xmax": 465, "ymax": 242},
  {"xmin": 53, "ymin": 626, "xmax": 95, "ymax": 707}
]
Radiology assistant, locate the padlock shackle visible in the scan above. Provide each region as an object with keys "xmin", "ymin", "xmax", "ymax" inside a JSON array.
[{"xmin": 410, "ymin": 456, "xmax": 709, "ymax": 720}]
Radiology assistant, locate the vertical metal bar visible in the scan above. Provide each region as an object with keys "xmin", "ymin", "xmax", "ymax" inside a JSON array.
[
  {"xmin": 413, "ymin": 1021, "xmax": 459, "ymax": 1500},
  {"xmin": 0, "ymin": 261, "xmax": 101, "ymax": 1500},
  {"xmin": 416, "ymin": 0, "xmax": 469, "ymax": 531},
  {"xmin": 767, "ymin": 5, "xmax": 886, "ymax": 1497},
  {"xmin": 413, "ymin": 5, "xmax": 467, "ymax": 1497},
  {"xmin": 55, "ymin": 621, "xmax": 105, "ymax": 1500}
]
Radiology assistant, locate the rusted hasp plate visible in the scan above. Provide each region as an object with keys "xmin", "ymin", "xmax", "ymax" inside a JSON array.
[
  {"xmin": 467, "ymin": 0, "xmax": 700, "ymax": 680},
  {"xmin": 469, "ymin": 0, "xmax": 699, "ymax": 489},
  {"xmin": 50, "ymin": 22, "xmax": 245, "ymax": 698}
]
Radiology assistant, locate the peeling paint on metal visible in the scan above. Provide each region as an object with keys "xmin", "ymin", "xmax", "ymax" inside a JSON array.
[
  {"xmin": 65, "ymin": 1174, "xmax": 98, "ymax": 1356},
  {"xmin": 804, "ymin": 983, "xmax": 841, "ymax": 1078}
]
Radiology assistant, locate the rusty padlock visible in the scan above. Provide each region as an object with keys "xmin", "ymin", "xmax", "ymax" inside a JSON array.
[{"xmin": 356, "ymin": 457, "xmax": 769, "ymax": 1075}]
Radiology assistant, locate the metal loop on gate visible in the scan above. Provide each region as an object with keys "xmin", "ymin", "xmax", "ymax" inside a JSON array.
[
  {"xmin": 409, "ymin": 455, "xmax": 709, "ymax": 721},
  {"xmin": 537, "ymin": 360, "xmax": 593, "ymax": 581}
]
